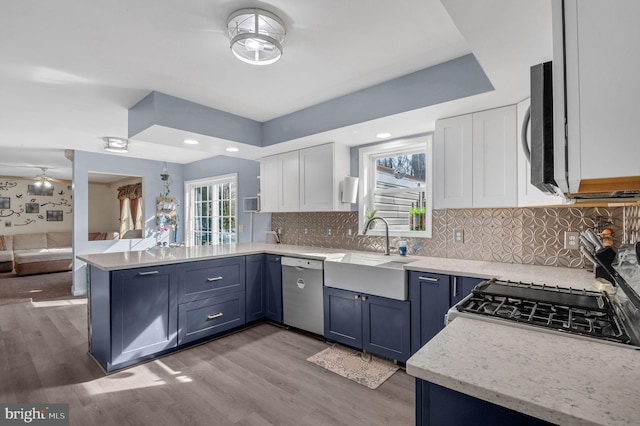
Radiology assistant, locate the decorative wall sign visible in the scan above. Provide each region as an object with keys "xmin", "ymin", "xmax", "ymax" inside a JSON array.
[
  {"xmin": 0, "ymin": 197, "xmax": 9, "ymax": 209},
  {"xmin": 46, "ymin": 210, "xmax": 63, "ymax": 221},
  {"xmin": 0, "ymin": 181, "xmax": 17, "ymax": 191},
  {"xmin": 25, "ymin": 203, "xmax": 39, "ymax": 213},
  {"xmin": 27, "ymin": 184, "xmax": 54, "ymax": 196}
]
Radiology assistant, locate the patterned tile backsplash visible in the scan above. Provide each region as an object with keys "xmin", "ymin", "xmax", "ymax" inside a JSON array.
[{"xmin": 271, "ymin": 206, "xmax": 638, "ymax": 269}]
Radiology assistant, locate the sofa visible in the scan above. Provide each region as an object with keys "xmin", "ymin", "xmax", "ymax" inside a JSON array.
[{"xmin": 0, "ymin": 232, "xmax": 73, "ymax": 276}]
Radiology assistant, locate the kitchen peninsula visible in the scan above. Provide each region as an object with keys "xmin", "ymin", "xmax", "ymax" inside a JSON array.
[{"xmin": 79, "ymin": 244, "xmax": 640, "ymax": 426}]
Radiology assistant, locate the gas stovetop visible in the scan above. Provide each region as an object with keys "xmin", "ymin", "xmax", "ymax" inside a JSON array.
[{"xmin": 454, "ymin": 279, "xmax": 633, "ymax": 346}]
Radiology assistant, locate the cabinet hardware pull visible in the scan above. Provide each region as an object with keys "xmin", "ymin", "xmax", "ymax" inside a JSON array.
[
  {"xmin": 453, "ymin": 277, "xmax": 458, "ymax": 298},
  {"xmin": 207, "ymin": 313, "xmax": 223, "ymax": 320},
  {"xmin": 419, "ymin": 276, "xmax": 438, "ymax": 282},
  {"xmin": 207, "ymin": 276, "xmax": 223, "ymax": 282},
  {"xmin": 362, "ymin": 296, "xmax": 367, "ymax": 301},
  {"xmin": 355, "ymin": 295, "xmax": 360, "ymax": 299},
  {"xmin": 138, "ymin": 271, "xmax": 159, "ymax": 276}
]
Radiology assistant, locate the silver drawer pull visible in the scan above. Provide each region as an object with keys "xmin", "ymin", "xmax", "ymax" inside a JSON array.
[
  {"xmin": 207, "ymin": 276, "xmax": 223, "ymax": 282},
  {"xmin": 207, "ymin": 312, "xmax": 223, "ymax": 320},
  {"xmin": 138, "ymin": 271, "xmax": 159, "ymax": 276},
  {"xmin": 419, "ymin": 276, "xmax": 439, "ymax": 282}
]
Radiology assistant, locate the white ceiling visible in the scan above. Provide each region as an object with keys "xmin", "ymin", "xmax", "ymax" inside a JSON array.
[{"xmin": 0, "ymin": 0, "xmax": 551, "ymax": 180}]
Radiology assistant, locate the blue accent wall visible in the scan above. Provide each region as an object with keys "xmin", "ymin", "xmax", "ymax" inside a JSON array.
[
  {"xmin": 262, "ymin": 54, "xmax": 493, "ymax": 145},
  {"xmin": 129, "ymin": 54, "xmax": 493, "ymax": 149},
  {"xmin": 129, "ymin": 92, "xmax": 262, "ymax": 146}
]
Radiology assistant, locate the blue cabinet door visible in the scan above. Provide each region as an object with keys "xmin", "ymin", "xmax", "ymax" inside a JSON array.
[
  {"xmin": 409, "ymin": 271, "xmax": 450, "ymax": 354},
  {"xmin": 265, "ymin": 254, "xmax": 283, "ymax": 323},
  {"xmin": 416, "ymin": 379, "xmax": 552, "ymax": 426},
  {"xmin": 450, "ymin": 276, "xmax": 484, "ymax": 306},
  {"xmin": 111, "ymin": 265, "xmax": 178, "ymax": 368},
  {"xmin": 362, "ymin": 294, "xmax": 411, "ymax": 362},
  {"xmin": 245, "ymin": 254, "xmax": 265, "ymax": 323},
  {"xmin": 323, "ymin": 287, "xmax": 363, "ymax": 349}
]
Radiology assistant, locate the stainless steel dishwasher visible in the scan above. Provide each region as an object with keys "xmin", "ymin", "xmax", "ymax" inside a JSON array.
[{"xmin": 281, "ymin": 257, "xmax": 324, "ymax": 335}]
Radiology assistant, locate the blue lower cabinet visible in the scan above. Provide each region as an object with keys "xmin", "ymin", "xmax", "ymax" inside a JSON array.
[
  {"xmin": 265, "ymin": 254, "xmax": 283, "ymax": 323},
  {"xmin": 178, "ymin": 292, "xmax": 246, "ymax": 345},
  {"xmin": 416, "ymin": 379, "xmax": 553, "ymax": 426},
  {"xmin": 324, "ymin": 287, "xmax": 363, "ymax": 349},
  {"xmin": 363, "ymin": 295, "xmax": 411, "ymax": 362},
  {"xmin": 245, "ymin": 254, "xmax": 266, "ymax": 323},
  {"xmin": 409, "ymin": 271, "xmax": 484, "ymax": 354},
  {"xmin": 109, "ymin": 265, "xmax": 178, "ymax": 370},
  {"xmin": 178, "ymin": 257, "xmax": 246, "ymax": 303},
  {"xmin": 324, "ymin": 287, "xmax": 410, "ymax": 362}
]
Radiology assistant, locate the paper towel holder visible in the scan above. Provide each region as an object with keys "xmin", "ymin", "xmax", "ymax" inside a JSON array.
[{"xmin": 340, "ymin": 176, "xmax": 359, "ymax": 204}]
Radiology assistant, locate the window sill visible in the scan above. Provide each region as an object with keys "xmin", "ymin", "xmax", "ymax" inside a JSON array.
[{"xmin": 359, "ymin": 228, "xmax": 432, "ymax": 238}]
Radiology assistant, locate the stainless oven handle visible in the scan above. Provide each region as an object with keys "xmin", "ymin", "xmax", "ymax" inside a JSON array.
[{"xmin": 418, "ymin": 276, "xmax": 439, "ymax": 282}]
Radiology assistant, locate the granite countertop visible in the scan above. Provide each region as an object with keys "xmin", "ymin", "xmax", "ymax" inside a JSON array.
[
  {"xmin": 78, "ymin": 243, "xmax": 600, "ymax": 291},
  {"xmin": 76, "ymin": 243, "xmax": 349, "ymax": 271},
  {"xmin": 406, "ymin": 316, "xmax": 640, "ymax": 426}
]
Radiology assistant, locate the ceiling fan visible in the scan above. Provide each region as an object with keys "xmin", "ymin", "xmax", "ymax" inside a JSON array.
[{"xmin": 33, "ymin": 167, "xmax": 62, "ymax": 188}]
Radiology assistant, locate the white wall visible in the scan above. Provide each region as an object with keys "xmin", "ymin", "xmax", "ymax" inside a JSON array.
[
  {"xmin": 88, "ymin": 182, "xmax": 119, "ymax": 233},
  {"xmin": 0, "ymin": 176, "xmax": 73, "ymax": 235}
]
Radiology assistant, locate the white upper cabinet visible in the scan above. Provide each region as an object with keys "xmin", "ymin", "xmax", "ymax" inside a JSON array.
[
  {"xmin": 434, "ymin": 114, "xmax": 473, "ymax": 209},
  {"xmin": 472, "ymin": 106, "xmax": 517, "ymax": 208},
  {"xmin": 553, "ymin": 0, "xmax": 640, "ymax": 193},
  {"xmin": 260, "ymin": 150, "xmax": 300, "ymax": 212},
  {"xmin": 280, "ymin": 151, "xmax": 301, "ymax": 211},
  {"xmin": 435, "ymin": 105, "xmax": 517, "ymax": 209},
  {"xmin": 516, "ymin": 98, "xmax": 564, "ymax": 206},
  {"xmin": 260, "ymin": 143, "xmax": 350, "ymax": 212}
]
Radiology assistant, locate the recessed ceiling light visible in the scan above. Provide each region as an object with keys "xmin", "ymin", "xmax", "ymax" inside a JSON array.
[
  {"xmin": 226, "ymin": 147, "xmax": 239, "ymax": 152},
  {"xmin": 184, "ymin": 139, "xmax": 199, "ymax": 145},
  {"xmin": 376, "ymin": 132, "xmax": 392, "ymax": 139}
]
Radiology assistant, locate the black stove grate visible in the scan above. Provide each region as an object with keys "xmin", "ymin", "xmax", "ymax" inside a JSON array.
[{"xmin": 457, "ymin": 279, "xmax": 632, "ymax": 345}]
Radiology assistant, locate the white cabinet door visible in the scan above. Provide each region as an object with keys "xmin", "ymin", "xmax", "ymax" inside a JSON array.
[
  {"xmin": 434, "ymin": 114, "xmax": 473, "ymax": 209},
  {"xmin": 472, "ymin": 106, "xmax": 517, "ymax": 208},
  {"xmin": 559, "ymin": 0, "xmax": 640, "ymax": 192},
  {"xmin": 300, "ymin": 144, "xmax": 334, "ymax": 211},
  {"xmin": 279, "ymin": 151, "xmax": 300, "ymax": 211},
  {"xmin": 516, "ymin": 98, "xmax": 564, "ymax": 207},
  {"xmin": 259, "ymin": 156, "xmax": 280, "ymax": 213},
  {"xmin": 259, "ymin": 151, "xmax": 299, "ymax": 212}
]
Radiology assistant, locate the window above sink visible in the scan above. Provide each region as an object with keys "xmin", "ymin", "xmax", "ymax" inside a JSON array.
[{"xmin": 358, "ymin": 135, "xmax": 433, "ymax": 238}]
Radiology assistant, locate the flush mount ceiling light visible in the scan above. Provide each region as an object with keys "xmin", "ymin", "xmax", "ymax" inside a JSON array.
[
  {"xmin": 376, "ymin": 132, "xmax": 392, "ymax": 139},
  {"xmin": 226, "ymin": 147, "xmax": 239, "ymax": 152},
  {"xmin": 184, "ymin": 139, "xmax": 199, "ymax": 145},
  {"xmin": 103, "ymin": 137, "xmax": 129, "ymax": 153},
  {"xmin": 227, "ymin": 8, "xmax": 286, "ymax": 65}
]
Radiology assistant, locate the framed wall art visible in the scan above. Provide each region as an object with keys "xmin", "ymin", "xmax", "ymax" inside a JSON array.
[
  {"xmin": 46, "ymin": 210, "xmax": 63, "ymax": 221},
  {"xmin": 25, "ymin": 202, "xmax": 39, "ymax": 213}
]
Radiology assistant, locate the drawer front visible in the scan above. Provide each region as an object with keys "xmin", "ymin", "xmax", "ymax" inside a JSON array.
[
  {"xmin": 179, "ymin": 257, "xmax": 246, "ymax": 303},
  {"xmin": 178, "ymin": 292, "xmax": 246, "ymax": 345}
]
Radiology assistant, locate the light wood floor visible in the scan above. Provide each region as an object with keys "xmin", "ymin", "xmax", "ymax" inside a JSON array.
[{"xmin": 0, "ymin": 297, "xmax": 414, "ymax": 425}]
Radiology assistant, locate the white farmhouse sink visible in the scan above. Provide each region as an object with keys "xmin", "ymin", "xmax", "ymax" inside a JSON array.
[{"xmin": 324, "ymin": 253, "xmax": 417, "ymax": 300}]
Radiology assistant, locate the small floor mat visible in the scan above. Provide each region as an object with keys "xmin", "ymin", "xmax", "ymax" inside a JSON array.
[{"xmin": 306, "ymin": 344, "xmax": 399, "ymax": 389}]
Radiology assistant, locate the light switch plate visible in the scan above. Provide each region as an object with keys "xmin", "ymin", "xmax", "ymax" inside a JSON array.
[
  {"xmin": 564, "ymin": 231, "xmax": 580, "ymax": 250},
  {"xmin": 454, "ymin": 228, "xmax": 464, "ymax": 244}
]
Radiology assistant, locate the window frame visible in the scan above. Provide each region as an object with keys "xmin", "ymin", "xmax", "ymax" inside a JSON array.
[
  {"xmin": 184, "ymin": 173, "xmax": 238, "ymax": 246},
  {"xmin": 358, "ymin": 136, "xmax": 433, "ymax": 238}
]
